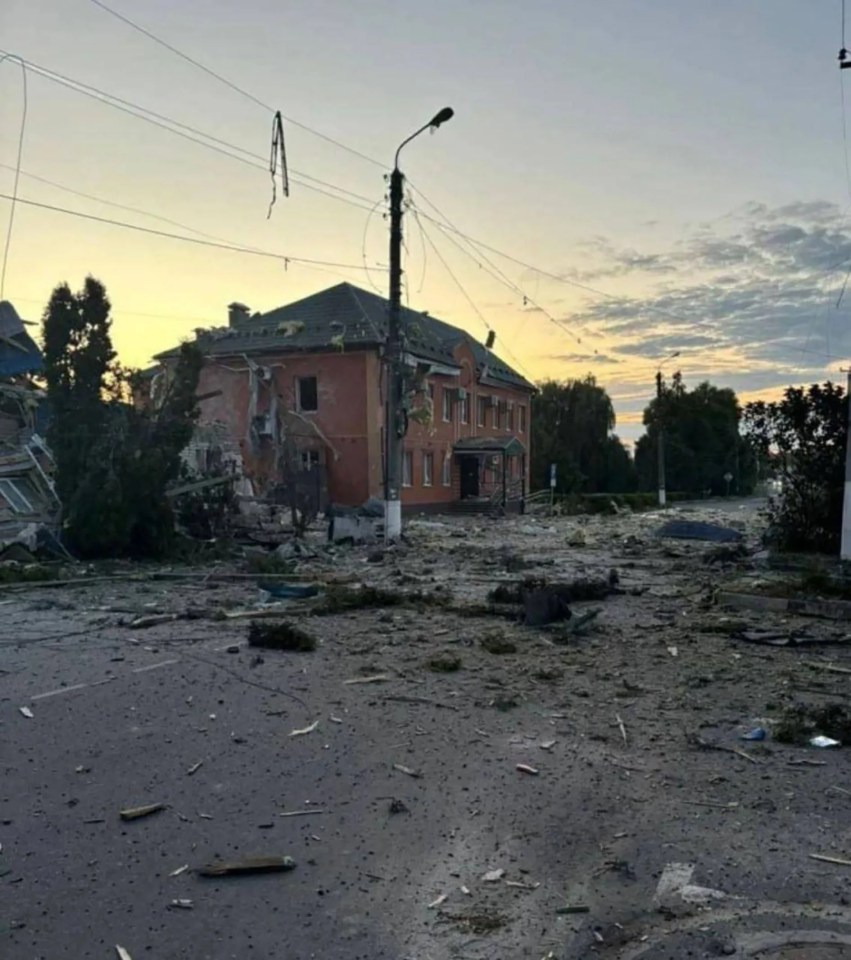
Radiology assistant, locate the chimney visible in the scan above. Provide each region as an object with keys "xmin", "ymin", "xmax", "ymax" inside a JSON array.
[
  {"xmin": 228, "ymin": 302, "xmax": 250, "ymax": 328},
  {"xmin": 485, "ymin": 330, "xmax": 496, "ymax": 349}
]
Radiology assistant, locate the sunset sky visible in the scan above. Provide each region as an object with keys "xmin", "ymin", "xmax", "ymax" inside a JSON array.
[{"xmin": 2, "ymin": 0, "xmax": 849, "ymax": 442}]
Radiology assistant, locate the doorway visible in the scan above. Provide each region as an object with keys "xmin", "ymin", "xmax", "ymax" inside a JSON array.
[{"xmin": 458, "ymin": 455, "xmax": 480, "ymax": 499}]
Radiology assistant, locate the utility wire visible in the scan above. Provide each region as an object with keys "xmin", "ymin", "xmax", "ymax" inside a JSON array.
[
  {"xmin": 0, "ymin": 193, "xmax": 371, "ymax": 271},
  {"xmin": 0, "ymin": 54, "xmax": 27, "ymax": 300},
  {"xmin": 0, "ymin": 52, "xmax": 378, "ymax": 215},
  {"xmin": 87, "ymin": 0, "xmax": 384, "ymax": 170},
  {"xmin": 410, "ymin": 206, "xmax": 535, "ymax": 381}
]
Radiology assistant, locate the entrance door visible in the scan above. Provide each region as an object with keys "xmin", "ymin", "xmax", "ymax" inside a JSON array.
[{"xmin": 459, "ymin": 455, "xmax": 480, "ymax": 498}]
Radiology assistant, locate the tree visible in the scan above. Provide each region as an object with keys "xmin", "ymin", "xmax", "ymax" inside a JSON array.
[
  {"xmin": 42, "ymin": 277, "xmax": 203, "ymax": 558},
  {"xmin": 634, "ymin": 373, "xmax": 756, "ymax": 497},
  {"xmin": 531, "ymin": 376, "xmax": 635, "ymax": 493},
  {"xmin": 743, "ymin": 382, "xmax": 847, "ymax": 553}
]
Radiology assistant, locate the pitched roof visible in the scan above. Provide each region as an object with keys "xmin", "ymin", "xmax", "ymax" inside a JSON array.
[
  {"xmin": 0, "ymin": 301, "xmax": 42, "ymax": 378},
  {"xmin": 158, "ymin": 283, "xmax": 533, "ymax": 391}
]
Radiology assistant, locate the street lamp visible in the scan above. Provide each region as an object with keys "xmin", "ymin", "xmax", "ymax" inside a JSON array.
[
  {"xmin": 384, "ymin": 107, "xmax": 454, "ymax": 540},
  {"xmin": 655, "ymin": 351, "xmax": 680, "ymax": 507}
]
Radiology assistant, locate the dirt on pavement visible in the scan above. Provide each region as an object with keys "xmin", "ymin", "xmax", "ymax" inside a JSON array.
[{"xmin": 4, "ymin": 500, "xmax": 851, "ymax": 959}]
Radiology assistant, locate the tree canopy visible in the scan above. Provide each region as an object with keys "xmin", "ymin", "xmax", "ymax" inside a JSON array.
[
  {"xmin": 744, "ymin": 382, "xmax": 846, "ymax": 553},
  {"xmin": 43, "ymin": 277, "xmax": 202, "ymax": 558},
  {"xmin": 531, "ymin": 376, "xmax": 635, "ymax": 493},
  {"xmin": 634, "ymin": 372, "xmax": 756, "ymax": 497}
]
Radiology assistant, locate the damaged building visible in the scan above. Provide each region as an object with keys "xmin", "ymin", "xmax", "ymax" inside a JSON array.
[
  {"xmin": 0, "ymin": 301, "xmax": 59, "ymax": 553},
  {"xmin": 151, "ymin": 283, "xmax": 534, "ymax": 514}
]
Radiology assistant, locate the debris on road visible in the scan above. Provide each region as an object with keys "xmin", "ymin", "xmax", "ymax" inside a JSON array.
[
  {"xmin": 428, "ymin": 893, "xmax": 448, "ymax": 908},
  {"xmin": 289, "ymin": 719, "xmax": 320, "ymax": 737},
  {"xmin": 248, "ymin": 620, "xmax": 316, "ymax": 651},
  {"xmin": 656, "ymin": 520, "xmax": 744, "ymax": 543},
  {"xmin": 18, "ymin": 706, "xmax": 33, "ymax": 719},
  {"xmin": 775, "ymin": 703, "xmax": 851, "ymax": 746},
  {"xmin": 128, "ymin": 613, "xmax": 181, "ymax": 629},
  {"xmin": 540, "ymin": 740, "xmax": 557, "ymax": 751},
  {"xmin": 740, "ymin": 727, "xmax": 766, "ymax": 741},
  {"xmin": 516, "ymin": 763, "xmax": 540, "ymax": 775},
  {"xmin": 389, "ymin": 799, "xmax": 409, "ymax": 814},
  {"xmin": 187, "ymin": 761, "xmax": 204, "ymax": 775},
  {"xmin": 168, "ymin": 899, "xmax": 194, "ymax": 910},
  {"xmin": 393, "ymin": 763, "xmax": 422, "ymax": 778},
  {"xmin": 115, "ymin": 947, "xmax": 132, "ymax": 960},
  {"xmin": 811, "ymin": 735, "xmax": 842, "ymax": 748},
  {"xmin": 556, "ymin": 904, "xmax": 590, "ymax": 914},
  {"xmin": 344, "ymin": 674, "xmax": 390, "ymax": 685},
  {"xmin": 480, "ymin": 634, "xmax": 517, "ymax": 655},
  {"xmin": 197, "ymin": 855, "xmax": 296, "ymax": 877},
  {"xmin": 426, "ymin": 654, "xmax": 462, "ymax": 672},
  {"xmin": 169, "ymin": 864, "xmax": 189, "ymax": 877},
  {"xmin": 615, "ymin": 712, "xmax": 628, "ymax": 745},
  {"xmin": 810, "ymin": 853, "xmax": 851, "ymax": 867},
  {"xmin": 279, "ymin": 808, "xmax": 327, "ymax": 818},
  {"xmin": 119, "ymin": 803, "xmax": 166, "ymax": 821},
  {"xmin": 482, "ymin": 868, "xmax": 506, "ymax": 882}
]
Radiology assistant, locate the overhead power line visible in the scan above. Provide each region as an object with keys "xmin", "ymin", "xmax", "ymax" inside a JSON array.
[
  {"xmin": 0, "ymin": 54, "xmax": 27, "ymax": 299},
  {"xmin": 87, "ymin": 0, "xmax": 384, "ymax": 170},
  {"xmin": 0, "ymin": 192, "xmax": 370, "ymax": 271},
  {"xmin": 0, "ymin": 52, "xmax": 378, "ymax": 215}
]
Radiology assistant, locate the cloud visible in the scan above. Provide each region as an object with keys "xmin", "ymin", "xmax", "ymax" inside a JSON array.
[
  {"xmin": 551, "ymin": 352, "xmax": 621, "ymax": 365},
  {"xmin": 567, "ymin": 198, "xmax": 851, "ymax": 375}
]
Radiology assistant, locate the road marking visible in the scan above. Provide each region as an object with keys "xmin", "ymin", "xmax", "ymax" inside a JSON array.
[
  {"xmin": 32, "ymin": 682, "xmax": 90, "ymax": 701},
  {"xmin": 133, "ymin": 659, "xmax": 179, "ymax": 674}
]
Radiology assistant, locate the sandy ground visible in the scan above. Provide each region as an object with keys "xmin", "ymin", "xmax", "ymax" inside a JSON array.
[{"xmin": 3, "ymin": 499, "xmax": 851, "ymax": 959}]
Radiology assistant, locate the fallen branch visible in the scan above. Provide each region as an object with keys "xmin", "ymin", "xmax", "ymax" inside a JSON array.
[
  {"xmin": 805, "ymin": 661, "xmax": 851, "ymax": 676},
  {"xmin": 279, "ymin": 809, "xmax": 327, "ymax": 818},
  {"xmin": 810, "ymin": 853, "xmax": 851, "ymax": 867},
  {"xmin": 344, "ymin": 674, "xmax": 390, "ymax": 685},
  {"xmin": 197, "ymin": 855, "xmax": 296, "ymax": 877},
  {"xmin": 120, "ymin": 803, "xmax": 165, "ymax": 821},
  {"xmin": 382, "ymin": 695, "xmax": 459, "ymax": 711},
  {"xmin": 615, "ymin": 712, "xmax": 628, "ymax": 746}
]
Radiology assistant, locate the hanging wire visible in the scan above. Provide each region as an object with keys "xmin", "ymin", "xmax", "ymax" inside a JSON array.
[
  {"xmin": 267, "ymin": 111, "xmax": 289, "ymax": 219},
  {"xmin": 0, "ymin": 55, "xmax": 27, "ymax": 300}
]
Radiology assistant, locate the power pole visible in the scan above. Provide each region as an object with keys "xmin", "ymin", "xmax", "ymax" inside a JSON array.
[
  {"xmin": 841, "ymin": 368, "xmax": 851, "ymax": 560},
  {"xmin": 384, "ymin": 166, "xmax": 404, "ymax": 540},
  {"xmin": 656, "ymin": 370, "xmax": 666, "ymax": 507},
  {"xmin": 383, "ymin": 108, "xmax": 454, "ymax": 542}
]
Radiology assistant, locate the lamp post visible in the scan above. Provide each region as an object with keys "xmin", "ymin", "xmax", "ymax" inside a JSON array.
[
  {"xmin": 384, "ymin": 107, "xmax": 454, "ymax": 540},
  {"xmin": 655, "ymin": 351, "xmax": 680, "ymax": 507}
]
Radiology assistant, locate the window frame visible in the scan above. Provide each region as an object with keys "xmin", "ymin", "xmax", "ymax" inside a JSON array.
[
  {"xmin": 402, "ymin": 450, "xmax": 414, "ymax": 487},
  {"xmin": 441, "ymin": 387, "xmax": 453, "ymax": 423},
  {"xmin": 422, "ymin": 451, "xmax": 433, "ymax": 487},
  {"xmin": 0, "ymin": 478, "xmax": 33, "ymax": 514},
  {"xmin": 296, "ymin": 375, "xmax": 318, "ymax": 413},
  {"xmin": 477, "ymin": 395, "xmax": 487, "ymax": 428},
  {"xmin": 441, "ymin": 455, "xmax": 451, "ymax": 486},
  {"xmin": 518, "ymin": 405, "xmax": 526, "ymax": 433}
]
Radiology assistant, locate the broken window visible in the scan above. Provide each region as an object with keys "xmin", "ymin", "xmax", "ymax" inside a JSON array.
[
  {"xmin": 442, "ymin": 456, "xmax": 451, "ymax": 486},
  {"xmin": 296, "ymin": 376, "xmax": 318, "ymax": 412},
  {"xmin": 300, "ymin": 450, "xmax": 320, "ymax": 471},
  {"xmin": 458, "ymin": 393, "xmax": 469, "ymax": 424},
  {"xmin": 422, "ymin": 452, "xmax": 433, "ymax": 487},
  {"xmin": 442, "ymin": 387, "xmax": 452, "ymax": 423},
  {"xmin": 494, "ymin": 401, "xmax": 502, "ymax": 430},
  {"xmin": 506, "ymin": 403, "xmax": 514, "ymax": 431},
  {"xmin": 477, "ymin": 395, "xmax": 487, "ymax": 427},
  {"xmin": 518, "ymin": 405, "xmax": 526, "ymax": 432},
  {"xmin": 0, "ymin": 478, "xmax": 33, "ymax": 514},
  {"xmin": 403, "ymin": 450, "xmax": 413, "ymax": 487}
]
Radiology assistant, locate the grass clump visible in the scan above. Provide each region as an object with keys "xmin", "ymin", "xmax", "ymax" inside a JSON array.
[
  {"xmin": 480, "ymin": 634, "xmax": 517, "ymax": 655},
  {"xmin": 426, "ymin": 654, "xmax": 462, "ymax": 673},
  {"xmin": 247, "ymin": 620, "xmax": 316, "ymax": 651}
]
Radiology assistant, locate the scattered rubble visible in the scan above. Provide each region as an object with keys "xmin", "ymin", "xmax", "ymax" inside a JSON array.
[{"xmin": 119, "ymin": 803, "xmax": 166, "ymax": 821}]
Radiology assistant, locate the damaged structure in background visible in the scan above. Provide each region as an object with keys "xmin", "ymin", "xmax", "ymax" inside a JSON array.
[
  {"xmin": 0, "ymin": 301, "xmax": 60, "ymax": 555},
  {"xmin": 146, "ymin": 284, "xmax": 534, "ymax": 542}
]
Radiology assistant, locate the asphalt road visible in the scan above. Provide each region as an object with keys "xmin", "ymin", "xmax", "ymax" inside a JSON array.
[{"xmin": 4, "ymin": 509, "xmax": 851, "ymax": 960}]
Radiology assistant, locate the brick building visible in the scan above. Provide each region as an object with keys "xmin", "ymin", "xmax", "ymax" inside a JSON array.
[{"xmin": 154, "ymin": 283, "xmax": 534, "ymax": 512}]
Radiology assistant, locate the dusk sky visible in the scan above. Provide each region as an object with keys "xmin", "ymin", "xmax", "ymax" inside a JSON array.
[{"xmin": 1, "ymin": 0, "xmax": 848, "ymax": 441}]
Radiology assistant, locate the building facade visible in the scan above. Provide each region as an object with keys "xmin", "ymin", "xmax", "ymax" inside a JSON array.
[{"xmin": 154, "ymin": 283, "xmax": 534, "ymax": 512}]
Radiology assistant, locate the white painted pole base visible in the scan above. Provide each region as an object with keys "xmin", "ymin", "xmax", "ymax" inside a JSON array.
[
  {"xmin": 658, "ymin": 488, "xmax": 666, "ymax": 507},
  {"xmin": 384, "ymin": 499, "xmax": 402, "ymax": 541},
  {"xmin": 841, "ymin": 482, "xmax": 851, "ymax": 560}
]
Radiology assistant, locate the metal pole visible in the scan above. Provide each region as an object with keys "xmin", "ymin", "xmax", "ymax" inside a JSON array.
[
  {"xmin": 841, "ymin": 369, "xmax": 851, "ymax": 559},
  {"xmin": 384, "ymin": 166, "xmax": 404, "ymax": 540},
  {"xmin": 656, "ymin": 370, "xmax": 666, "ymax": 507}
]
